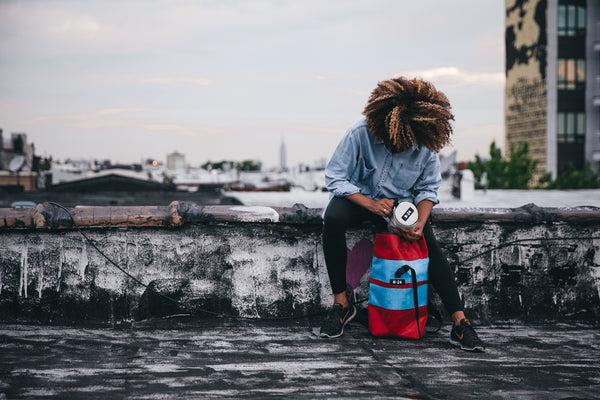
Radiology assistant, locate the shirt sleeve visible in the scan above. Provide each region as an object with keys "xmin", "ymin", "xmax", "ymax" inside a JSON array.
[
  {"xmin": 325, "ymin": 129, "xmax": 362, "ymax": 197},
  {"xmin": 412, "ymin": 151, "xmax": 441, "ymax": 205}
]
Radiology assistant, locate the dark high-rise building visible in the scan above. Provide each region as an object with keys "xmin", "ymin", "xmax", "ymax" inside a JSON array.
[{"xmin": 505, "ymin": 0, "xmax": 600, "ymax": 180}]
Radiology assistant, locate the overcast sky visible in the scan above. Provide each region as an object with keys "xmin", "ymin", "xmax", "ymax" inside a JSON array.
[{"xmin": 0, "ymin": 0, "xmax": 506, "ymax": 168}]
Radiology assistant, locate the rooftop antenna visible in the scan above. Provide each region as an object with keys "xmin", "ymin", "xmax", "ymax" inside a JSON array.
[{"xmin": 8, "ymin": 155, "xmax": 25, "ymax": 188}]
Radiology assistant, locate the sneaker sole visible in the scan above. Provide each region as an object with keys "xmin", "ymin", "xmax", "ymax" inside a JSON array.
[
  {"xmin": 449, "ymin": 338, "xmax": 486, "ymax": 352},
  {"xmin": 319, "ymin": 306, "xmax": 357, "ymax": 338}
]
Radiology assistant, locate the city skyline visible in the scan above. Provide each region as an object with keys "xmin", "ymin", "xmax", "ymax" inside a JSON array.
[{"xmin": 0, "ymin": 0, "xmax": 505, "ymax": 168}]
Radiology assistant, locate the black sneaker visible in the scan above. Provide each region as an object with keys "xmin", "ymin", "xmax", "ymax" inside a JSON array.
[
  {"xmin": 449, "ymin": 319, "xmax": 486, "ymax": 352},
  {"xmin": 319, "ymin": 303, "xmax": 357, "ymax": 338}
]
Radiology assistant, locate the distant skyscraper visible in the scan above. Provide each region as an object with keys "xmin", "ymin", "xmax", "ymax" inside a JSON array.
[
  {"xmin": 505, "ymin": 0, "xmax": 600, "ymax": 179},
  {"xmin": 280, "ymin": 138, "xmax": 287, "ymax": 172}
]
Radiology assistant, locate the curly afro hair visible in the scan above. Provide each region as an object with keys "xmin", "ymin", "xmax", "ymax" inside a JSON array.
[{"xmin": 363, "ymin": 76, "xmax": 454, "ymax": 153}]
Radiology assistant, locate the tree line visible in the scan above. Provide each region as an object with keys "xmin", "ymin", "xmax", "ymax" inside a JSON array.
[
  {"xmin": 201, "ymin": 160, "xmax": 262, "ymax": 172},
  {"xmin": 466, "ymin": 141, "xmax": 600, "ymax": 190}
]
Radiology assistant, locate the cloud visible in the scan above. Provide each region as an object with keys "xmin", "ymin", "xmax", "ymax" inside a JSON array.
[
  {"xmin": 1, "ymin": 1, "xmax": 506, "ymax": 168},
  {"xmin": 96, "ymin": 107, "xmax": 147, "ymax": 116},
  {"xmin": 344, "ymin": 66, "xmax": 504, "ymax": 99},
  {"xmin": 57, "ymin": 18, "xmax": 102, "ymax": 34},
  {"xmin": 397, "ymin": 67, "xmax": 505, "ymax": 87},
  {"xmin": 140, "ymin": 76, "xmax": 212, "ymax": 87},
  {"xmin": 28, "ymin": 108, "xmax": 222, "ymax": 139},
  {"xmin": 89, "ymin": 74, "xmax": 213, "ymax": 88},
  {"xmin": 350, "ymin": 89, "xmax": 371, "ymax": 97},
  {"xmin": 143, "ymin": 123, "xmax": 224, "ymax": 138},
  {"xmin": 28, "ymin": 107, "xmax": 147, "ymax": 129}
]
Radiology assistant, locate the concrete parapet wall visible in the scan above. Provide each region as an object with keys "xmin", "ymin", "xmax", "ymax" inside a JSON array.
[{"xmin": 0, "ymin": 202, "xmax": 599, "ymax": 325}]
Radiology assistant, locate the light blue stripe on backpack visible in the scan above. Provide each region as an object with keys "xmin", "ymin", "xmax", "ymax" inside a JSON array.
[
  {"xmin": 368, "ymin": 282, "xmax": 428, "ymax": 310},
  {"xmin": 370, "ymin": 257, "xmax": 428, "ymax": 283}
]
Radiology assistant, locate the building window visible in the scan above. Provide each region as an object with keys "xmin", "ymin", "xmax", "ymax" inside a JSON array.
[
  {"xmin": 557, "ymin": 58, "xmax": 586, "ymax": 89},
  {"xmin": 557, "ymin": 112, "xmax": 585, "ymax": 143},
  {"xmin": 558, "ymin": 3, "xmax": 586, "ymax": 36}
]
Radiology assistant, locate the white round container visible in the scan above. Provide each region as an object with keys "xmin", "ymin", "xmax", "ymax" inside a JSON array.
[{"xmin": 388, "ymin": 201, "xmax": 419, "ymax": 231}]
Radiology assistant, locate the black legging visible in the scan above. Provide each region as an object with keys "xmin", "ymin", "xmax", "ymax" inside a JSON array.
[{"xmin": 322, "ymin": 196, "xmax": 463, "ymax": 315}]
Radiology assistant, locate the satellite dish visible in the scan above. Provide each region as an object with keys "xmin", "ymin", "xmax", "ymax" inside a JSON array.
[{"xmin": 9, "ymin": 155, "xmax": 25, "ymax": 173}]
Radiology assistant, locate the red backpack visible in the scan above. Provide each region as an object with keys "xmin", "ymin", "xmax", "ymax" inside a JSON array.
[{"xmin": 368, "ymin": 233, "xmax": 429, "ymax": 339}]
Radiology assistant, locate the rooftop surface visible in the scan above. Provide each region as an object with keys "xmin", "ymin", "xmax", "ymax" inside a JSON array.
[
  {"xmin": 227, "ymin": 185, "xmax": 600, "ymax": 209},
  {"xmin": 1, "ymin": 318, "xmax": 599, "ymax": 399}
]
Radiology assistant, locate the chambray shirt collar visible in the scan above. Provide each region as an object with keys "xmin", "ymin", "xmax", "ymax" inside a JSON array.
[{"xmin": 324, "ymin": 117, "xmax": 441, "ymax": 206}]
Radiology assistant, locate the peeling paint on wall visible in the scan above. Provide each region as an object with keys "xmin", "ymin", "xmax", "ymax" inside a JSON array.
[
  {"xmin": 0, "ymin": 212, "xmax": 599, "ymax": 324},
  {"xmin": 229, "ymin": 206, "xmax": 279, "ymax": 223},
  {"xmin": 19, "ymin": 245, "xmax": 28, "ymax": 298}
]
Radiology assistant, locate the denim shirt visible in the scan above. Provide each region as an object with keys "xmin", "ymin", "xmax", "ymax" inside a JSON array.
[{"xmin": 325, "ymin": 117, "xmax": 441, "ymax": 205}]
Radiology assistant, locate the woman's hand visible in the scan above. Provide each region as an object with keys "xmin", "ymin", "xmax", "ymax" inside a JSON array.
[
  {"xmin": 397, "ymin": 221, "xmax": 425, "ymax": 241},
  {"xmin": 367, "ymin": 198, "xmax": 395, "ymax": 217},
  {"xmin": 397, "ymin": 200, "xmax": 434, "ymax": 241},
  {"xmin": 346, "ymin": 193, "xmax": 394, "ymax": 217}
]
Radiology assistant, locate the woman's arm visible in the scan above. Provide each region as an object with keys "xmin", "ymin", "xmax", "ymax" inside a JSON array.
[
  {"xmin": 346, "ymin": 192, "xmax": 395, "ymax": 218},
  {"xmin": 325, "ymin": 130, "xmax": 362, "ymax": 198}
]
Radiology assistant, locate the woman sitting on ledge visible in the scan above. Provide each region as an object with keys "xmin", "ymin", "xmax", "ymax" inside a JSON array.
[{"xmin": 320, "ymin": 76, "xmax": 485, "ymax": 352}]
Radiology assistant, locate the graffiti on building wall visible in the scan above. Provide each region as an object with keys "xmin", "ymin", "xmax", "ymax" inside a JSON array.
[
  {"xmin": 506, "ymin": 0, "xmax": 547, "ymax": 79},
  {"xmin": 505, "ymin": 0, "xmax": 548, "ymax": 175}
]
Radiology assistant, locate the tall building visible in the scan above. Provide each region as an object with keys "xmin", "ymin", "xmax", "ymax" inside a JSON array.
[
  {"xmin": 279, "ymin": 137, "xmax": 287, "ymax": 172},
  {"xmin": 505, "ymin": 0, "xmax": 600, "ymax": 180}
]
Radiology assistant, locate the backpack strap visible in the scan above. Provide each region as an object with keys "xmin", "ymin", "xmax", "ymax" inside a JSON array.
[{"xmin": 395, "ymin": 265, "xmax": 422, "ymax": 338}]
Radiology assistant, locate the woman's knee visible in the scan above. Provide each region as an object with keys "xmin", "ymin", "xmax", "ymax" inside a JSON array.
[
  {"xmin": 323, "ymin": 210, "xmax": 350, "ymax": 231},
  {"xmin": 323, "ymin": 198, "xmax": 353, "ymax": 229}
]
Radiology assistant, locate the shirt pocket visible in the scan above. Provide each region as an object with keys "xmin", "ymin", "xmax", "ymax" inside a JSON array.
[
  {"xmin": 390, "ymin": 162, "xmax": 423, "ymax": 190},
  {"xmin": 354, "ymin": 157, "xmax": 376, "ymax": 182}
]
